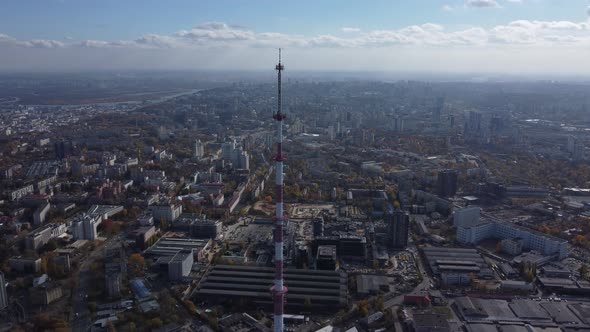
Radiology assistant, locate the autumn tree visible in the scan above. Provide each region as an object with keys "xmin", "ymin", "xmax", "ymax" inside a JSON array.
[
  {"xmin": 580, "ymin": 264, "xmax": 589, "ymax": 280},
  {"xmin": 128, "ymin": 253, "xmax": 145, "ymax": 277}
]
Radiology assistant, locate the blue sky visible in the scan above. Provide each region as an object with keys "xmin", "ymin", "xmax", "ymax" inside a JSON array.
[
  {"xmin": 2, "ymin": 0, "xmax": 588, "ymax": 39},
  {"xmin": 1, "ymin": 0, "xmax": 590, "ymax": 73}
]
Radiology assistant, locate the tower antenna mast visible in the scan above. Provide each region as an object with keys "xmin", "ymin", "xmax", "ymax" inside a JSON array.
[{"xmin": 272, "ymin": 48, "xmax": 287, "ymax": 332}]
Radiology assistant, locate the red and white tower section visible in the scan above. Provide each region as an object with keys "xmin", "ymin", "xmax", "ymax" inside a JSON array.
[{"xmin": 272, "ymin": 49, "xmax": 287, "ymax": 332}]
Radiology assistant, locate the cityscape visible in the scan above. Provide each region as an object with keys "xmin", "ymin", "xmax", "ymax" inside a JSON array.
[{"xmin": 3, "ymin": 1, "xmax": 590, "ymax": 332}]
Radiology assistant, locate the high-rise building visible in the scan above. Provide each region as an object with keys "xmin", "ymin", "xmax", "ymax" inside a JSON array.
[
  {"xmin": 194, "ymin": 139, "xmax": 205, "ymax": 158},
  {"xmin": 222, "ymin": 140, "xmax": 236, "ymax": 161},
  {"xmin": 464, "ymin": 110, "xmax": 483, "ymax": 140},
  {"xmin": 437, "ymin": 169, "xmax": 458, "ymax": 198},
  {"xmin": 316, "ymin": 245, "xmax": 337, "ymax": 270},
  {"xmin": 433, "ymin": 97, "xmax": 444, "ymax": 125},
  {"xmin": 222, "ymin": 140, "xmax": 250, "ymax": 170},
  {"xmin": 388, "ymin": 210, "xmax": 409, "ymax": 249},
  {"xmin": 71, "ymin": 214, "xmax": 101, "ymax": 240},
  {"xmin": 453, "ymin": 206, "xmax": 480, "ymax": 228},
  {"xmin": 393, "ymin": 116, "xmax": 404, "ymax": 133},
  {"xmin": 168, "ymin": 250, "xmax": 194, "ymax": 281},
  {"xmin": 54, "ymin": 140, "xmax": 72, "ymax": 160},
  {"xmin": 567, "ymin": 135, "xmax": 577, "ymax": 153},
  {"xmin": 313, "ymin": 217, "xmax": 324, "ymax": 238},
  {"xmin": 574, "ymin": 143, "xmax": 585, "ymax": 161},
  {"xmin": 567, "ymin": 135, "xmax": 585, "ymax": 161},
  {"xmin": 0, "ymin": 272, "xmax": 7, "ymax": 310},
  {"xmin": 327, "ymin": 125, "xmax": 335, "ymax": 141}
]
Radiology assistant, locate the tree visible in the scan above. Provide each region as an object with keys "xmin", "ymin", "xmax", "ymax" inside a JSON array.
[
  {"xmin": 150, "ymin": 318, "xmax": 163, "ymax": 328},
  {"xmin": 41, "ymin": 256, "xmax": 49, "ymax": 274},
  {"xmin": 128, "ymin": 253, "xmax": 145, "ymax": 276},
  {"xmin": 357, "ymin": 299, "xmax": 369, "ymax": 317},
  {"xmin": 106, "ymin": 321, "xmax": 117, "ymax": 332},
  {"xmin": 495, "ymin": 242, "xmax": 503, "ymax": 254},
  {"xmin": 376, "ymin": 296, "xmax": 385, "ymax": 311},
  {"xmin": 580, "ymin": 264, "xmax": 589, "ymax": 280},
  {"xmin": 184, "ymin": 299, "xmax": 197, "ymax": 314}
]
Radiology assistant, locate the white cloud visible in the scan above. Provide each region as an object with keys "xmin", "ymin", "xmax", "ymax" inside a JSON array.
[
  {"xmin": 17, "ymin": 39, "xmax": 65, "ymax": 48},
  {"xmin": 176, "ymin": 22, "xmax": 255, "ymax": 42},
  {"xmin": 2, "ymin": 20, "xmax": 590, "ymax": 72},
  {"xmin": 466, "ymin": 0, "xmax": 501, "ymax": 8},
  {"xmin": 2, "ymin": 20, "xmax": 590, "ymax": 51},
  {"xmin": 341, "ymin": 27, "xmax": 361, "ymax": 32},
  {"xmin": 0, "ymin": 33, "xmax": 14, "ymax": 42},
  {"xmin": 442, "ymin": 5, "xmax": 455, "ymax": 12}
]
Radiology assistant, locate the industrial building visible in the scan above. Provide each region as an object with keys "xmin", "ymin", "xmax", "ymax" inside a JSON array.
[
  {"xmin": 422, "ymin": 246, "xmax": 493, "ymax": 285},
  {"xmin": 411, "ymin": 309, "xmax": 451, "ymax": 332},
  {"xmin": 144, "ymin": 237, "xmax": 212, "ymax": 261},
  {"xmin": 196, "ymin": 265, "xmax": 348, "ymax": 312},
  {"xmin": 356, "ymin": 274, "xmax": 390, "ymax": 296},
  {"xmin": 453, "ymin": 297, "xmax": 516, "ymax": 321}
]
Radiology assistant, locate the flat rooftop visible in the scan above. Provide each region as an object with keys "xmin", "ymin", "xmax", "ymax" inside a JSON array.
[
  {"xmin": 540, "ymin": 302, "xmax": 580, "ymax": 324},
  {"xmin": 144, "ymin": 237, "xmax": 210, "ymax": 257},
  {"xmin": 197, "ymin": 265, "xmax": 347, "ymax": 311},
  {"xmin": 509, "ymin": 300, "xmax": 552, "ymax": 321}
]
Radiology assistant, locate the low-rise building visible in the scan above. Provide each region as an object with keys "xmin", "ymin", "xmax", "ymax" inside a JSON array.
[
  {"xmin": 501, "ymin": 238, "xmax": 524, "ymax": 256},
  {"xmin": 30, "ymin": 282, "xmax": 63, "ymax": 305},
  {"xmin": 151, "ymin": 204, "xmax": 182, "ymax": 224},
  {"xmin": 33, "ymin": 202, "xmax": 50, "ymax": 226},
  {"xmin": 7, "ymin": 184, "xmax": 35, "ymax": 201},
  {"xmin": 25, "ymin": 224, "xmax": 53, "ymax": 250},
  {"xmin": 457, "ymin": 219, "xmax": 569, "ymax": 259},
  {"xmin": 411, "ymin": 309, "xmax": 451, "ymax": 332},
  {"xmin": 129, "ymin": 226, "xmax": 157, "ymax": 250}
]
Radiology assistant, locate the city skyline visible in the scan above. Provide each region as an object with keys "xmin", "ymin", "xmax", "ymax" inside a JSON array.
[{"xmin": 1, "ymin": 0, "xmax": 590, "ymax": 74}]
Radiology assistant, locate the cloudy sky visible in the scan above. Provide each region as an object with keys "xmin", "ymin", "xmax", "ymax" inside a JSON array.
[{"xmin": 1, "ymin": 0, "xmax": 590, "ymax": 74}]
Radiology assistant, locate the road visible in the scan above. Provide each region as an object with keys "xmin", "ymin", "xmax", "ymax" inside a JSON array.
[
  {"xmin": 70, "ymin": 235, "xmax": 124, "ymax": 332},
  {"xmin": 384, "ymin": 246, "xmax": 431, "ymax": 309}
]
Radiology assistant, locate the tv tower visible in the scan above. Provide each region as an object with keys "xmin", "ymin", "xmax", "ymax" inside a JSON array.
[{"xmin": 272, "ymin": 48, "xmax": 287, "ymax": 332}]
